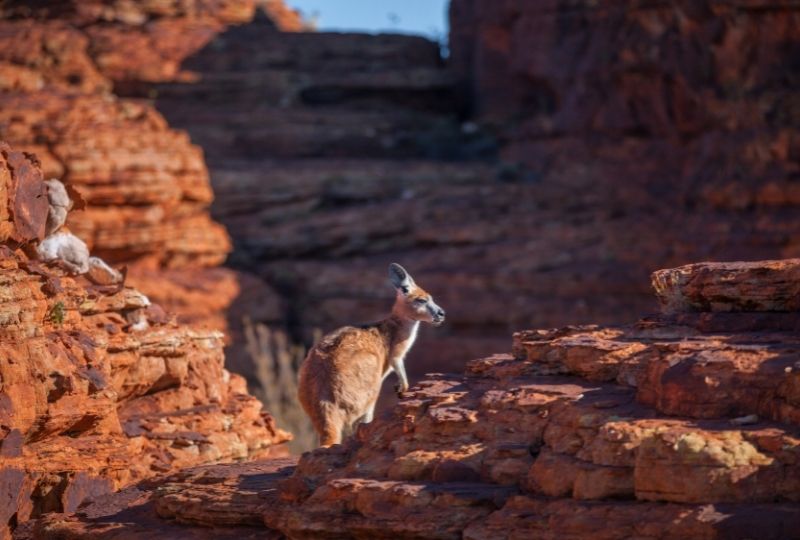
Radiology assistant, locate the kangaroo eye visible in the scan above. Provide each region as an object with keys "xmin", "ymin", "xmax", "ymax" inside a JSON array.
[{"xmin": 413, "ymin": 298, "xmax": 427, "ymax": 306}]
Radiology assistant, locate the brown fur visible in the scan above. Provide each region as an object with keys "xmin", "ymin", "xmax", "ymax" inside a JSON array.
[{"xmin": 298, "ymin": 264, "xmax": 444, "ymax": 446}]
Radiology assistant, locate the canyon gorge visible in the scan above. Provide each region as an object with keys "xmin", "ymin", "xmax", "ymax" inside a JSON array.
[{"xmin": 1, "ymin": 0, "xmax": 800, "ymax": 537}]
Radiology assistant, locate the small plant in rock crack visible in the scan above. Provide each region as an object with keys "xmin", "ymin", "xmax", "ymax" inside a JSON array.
[{"xmin": 48, "ymin": 301, "xmax": 66, "ymax": 325}]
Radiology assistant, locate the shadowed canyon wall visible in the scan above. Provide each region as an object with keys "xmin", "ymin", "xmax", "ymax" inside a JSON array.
[{"xmin": 448, "ymin": 0, "xmax": 800, "ymax": 261}]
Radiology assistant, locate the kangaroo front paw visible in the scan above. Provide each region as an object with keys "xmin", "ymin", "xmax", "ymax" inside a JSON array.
[{"xmin": 394, "ymin": 384, "xmax": 407, "ymax": 398}]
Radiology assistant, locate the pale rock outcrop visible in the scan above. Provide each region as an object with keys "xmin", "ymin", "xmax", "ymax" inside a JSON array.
[{"xmin": 43, "ymin": 179, "xmax": 72, "ymax": 236}]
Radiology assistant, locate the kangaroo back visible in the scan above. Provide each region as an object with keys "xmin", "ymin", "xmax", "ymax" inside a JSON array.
[{"xmin": 298, "ymin": 264, "xmax": 445, "ymax": 447}]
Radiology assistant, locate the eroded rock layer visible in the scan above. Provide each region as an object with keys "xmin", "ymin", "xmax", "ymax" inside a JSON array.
[
  {"xmin": 0, "ymin": 3, "xmax": 305, "ymax": 359},
  {"xmin": 20, "ymin": 259, "xmax": 800, "ymax": 539},
  {"xmin": 0, "ymin": 17, "xmax": 238, "ymax": 332},
  {"xmin": 0, "ymin": 144, "xmax": 290, "ymax": 540},
  {"xmin": 652, "ymin": 259, "xmax": 800, "ymax": 313},
  {"xmin": 0, "ymin": 0, "xmax": 305, "ymax": 87}
]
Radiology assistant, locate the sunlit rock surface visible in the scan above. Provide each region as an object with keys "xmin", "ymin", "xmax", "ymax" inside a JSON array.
[
  {"xmin": 0, "ymin": 144, "xmax": 289, "ymax": 539},
  {"xmin": 19, "ymin": 258, "xmax": 800, "ymax": 539}
]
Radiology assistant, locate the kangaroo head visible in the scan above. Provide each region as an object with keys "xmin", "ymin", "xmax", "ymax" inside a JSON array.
[{"xmin": 388, "ymin": 263, "xmax": 445, "ymax": 326}]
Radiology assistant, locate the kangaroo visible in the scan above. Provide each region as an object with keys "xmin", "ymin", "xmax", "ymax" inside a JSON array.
[{"xmin": 298, "ymin": 263, "xmax": 445, "ymax": 447}]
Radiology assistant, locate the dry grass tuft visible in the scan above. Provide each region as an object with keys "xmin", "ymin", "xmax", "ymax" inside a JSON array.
[{"xmin": 243, "ymin": 317, "xmax": 317, "ymax": 453}]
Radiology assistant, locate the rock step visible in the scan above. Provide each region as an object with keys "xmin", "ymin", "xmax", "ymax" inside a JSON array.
[
  {"xmin": 511, "ymin": 322, "xmax": 800, "ymax": 424},
  {"xmin": 153, "ymin": 459, "xmax": 296, "ymax": 528},
  {"xmin": 374, "ymin": 370, "xmax": 800, "ymax": 505},
  {"xmin": 15, "ymin": 459, "xmax": 297, "ymax": 539},
  {"xmin": 159, "ymin": 107, "xmax": 478, "ymax": 161},
  {"xmin": 652, "ymin": 259, "xmax": 800, "ymax": 313},
  {"xmin": 177, "ymin": 30, "xmax": 443, "ymax": 74},
  {"xmin": 155, "ymin": 66, "xmax": 457, "ymax": 113},
  {"xmin": 264, "ymin": 478, "xmax": 517, "ymax": 540},
  {"xmin": 146, "ymin": 448, "xmax": 800, "ymax": 539},
  {"xmin": 209, "ymin": 157, "xmax": 497, "ymax": 226},
  {"xmin": 27, "ymin": 459, "xmax": 800, "ymax": 540},
  {"xmin": 464, "ymin": 495, "xmax": 800, "ymax": 540}
]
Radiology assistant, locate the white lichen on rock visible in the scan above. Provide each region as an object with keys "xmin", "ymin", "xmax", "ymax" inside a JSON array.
[
  {"xmin": 36, "ymin": 180, "xmax": 125, "ymax": 285},
  {"xmin": 36, "ymin": 231, "xmax": 90, "ymax": 274}
]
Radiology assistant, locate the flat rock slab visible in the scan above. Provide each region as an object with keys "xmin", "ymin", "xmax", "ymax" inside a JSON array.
[
  {"xmin": 513, "ymin": 321, "xmax": 800, "ymax": 424},
  {"xmin": 154, "ymin": 458, "xmax": 297, "ymax": 528},
  {"xmin": 264, "ymin": 478, "xmax": 516, "ymax": 540},
  {"xmin": 652, "ymin": 260, "xmax": 800, "ymax": 313},
  {"xmin": 15, "ymin": 458, "xmax": 297, "ymax": 540},
  {"xmin": 463, "ymin": 496, "xmax": 800, "ymax": 540}
]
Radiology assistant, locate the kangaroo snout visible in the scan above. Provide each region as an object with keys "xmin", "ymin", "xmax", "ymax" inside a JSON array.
[{"xmin": 433, "ymin": 307, "xmax": 445, "ymax": 325}]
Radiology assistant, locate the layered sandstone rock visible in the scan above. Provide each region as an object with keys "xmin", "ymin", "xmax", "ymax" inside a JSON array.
[
  {"xmin": 652, "ymin": 259, "xmax": 800, "ymax": 313},
  {"xmin": 0, "ymin": 0, "xmax": 305, "ymax": 88},
  {"xmin": 0, "ymin": 4, "xmax": 302, "ymax": 346},
  {"xmin": 112, "ymin": 0, "xmax": 800, "ymax": 396},
  {"xmin": 0, "ymin": 4, "xmax": 304, "ymax": 467},
  {"xmin": 449, "ymin": 0, "xmax": 800, "ymax": 216},
  {"xmin": 0, "ymin": 16, "xmax": 239, "ymax": 331},
  {"xmin": 0, "ymin": 144, "xmax": 289, "ymax": 540},
  {"xmin": 20, "ymin": 258, "xmax": 800, "ymax": 539}
]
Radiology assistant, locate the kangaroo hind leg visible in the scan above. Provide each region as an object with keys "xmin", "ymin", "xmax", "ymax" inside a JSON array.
[{"xmin": 317, "ymin": 402, "xmax": 345, "ymax": 447}]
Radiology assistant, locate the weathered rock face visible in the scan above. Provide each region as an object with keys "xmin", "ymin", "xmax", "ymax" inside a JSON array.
[
  {"xmin": 451, "ymin": 0, "xmax": 800, "ymax": 196},
  {"xmin": 0, "ymin": 2, "xmax": 304, "ymax": 350},
  {"xmin": 0, "ymin": 144, "xmax": 290, "ymax": 540},
  {"xmin": 0, "ymin": 16, "xmax": 238, "ymax": 332},
  {"xmin": 445, "ymin": 0, "xmax": 800, "ymax": 328},
  {"xmin": 0, "ymin": 0, "xmax": 305, "ymax": 88},
  {"xmin": 19, "ymin": 259, "xmax": 800, "ymax": 539}
]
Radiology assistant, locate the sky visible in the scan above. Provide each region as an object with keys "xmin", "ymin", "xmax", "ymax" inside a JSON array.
[{"xmin": 286, "ymin": 0, "xmax": 449, "ymax": 41}]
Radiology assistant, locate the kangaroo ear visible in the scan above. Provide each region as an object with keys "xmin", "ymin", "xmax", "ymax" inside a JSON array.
[{"xmin": 389, "ymin": 263, "xmax": 414, "ymax": 294}]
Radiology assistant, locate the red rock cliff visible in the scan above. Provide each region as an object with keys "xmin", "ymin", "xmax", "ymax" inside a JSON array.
[
  {"xmin": 0, "ymin": 144, "xmax": 289, "ymax": 539},
  {"xmin": 0, "ymin": 2, "xmax": 301, "ymax": 354}
]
